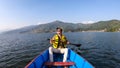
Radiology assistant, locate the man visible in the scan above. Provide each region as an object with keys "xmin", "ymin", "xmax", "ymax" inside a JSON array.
[{"xmin": 49, "ymin": 27, "xmax": 69, "ymax": 62}]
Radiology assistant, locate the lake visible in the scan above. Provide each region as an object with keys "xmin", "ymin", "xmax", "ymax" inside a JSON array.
[{"xmin": 0, "ymin": 32, "xmax": 120, "ymax": 68}]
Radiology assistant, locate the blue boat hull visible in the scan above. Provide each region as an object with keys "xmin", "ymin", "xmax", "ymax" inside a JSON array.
[{"xmin": 25, "ymin": 49, "xmax": 94, "ymax": 68}]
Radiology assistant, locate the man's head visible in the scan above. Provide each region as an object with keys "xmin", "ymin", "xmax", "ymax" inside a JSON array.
[{"xmin": 56, "ymin": 27, "xmax": 62, "ymax": 35}]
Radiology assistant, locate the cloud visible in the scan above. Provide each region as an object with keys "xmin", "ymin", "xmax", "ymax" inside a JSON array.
[
  {"xmin": 37, "ymin": 21, "xmax": 48, "ymax": 25},
  {"xmin": 81, "ymin": 21, "xmax": 95, "ymax": 24},
  {"xmin": 0, "ymin": 23, "xmax": 28, "ymax": 32},
  {"xmin": 37, "ymin": 22, "xmax": 43, "ymax": 25}
]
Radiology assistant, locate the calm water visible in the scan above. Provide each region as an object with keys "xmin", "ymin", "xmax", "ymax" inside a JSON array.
[{"xmin": 0, "ymin": 32, "xmax": 120, "ymax": 68}]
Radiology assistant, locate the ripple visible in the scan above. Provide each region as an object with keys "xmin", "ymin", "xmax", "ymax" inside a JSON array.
[{"xmin": 0, "ymin": 32, "xmax": 120, "ymax": 68}]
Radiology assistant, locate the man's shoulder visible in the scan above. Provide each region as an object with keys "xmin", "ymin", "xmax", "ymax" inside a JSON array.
[
  {"xmin": 53, "ymin": 34, "xmax": 58, "ymax": 36},
  {"xmin": 52, "ymin": 34, "xmax": 58, "ymax": 38},
  {"xmin": 62, "ymin": 34, "xmax": 66, "ymax": 36},
  {"xmin": 62, "ymin": 34, "xmax": 67, "ymax": 38}
]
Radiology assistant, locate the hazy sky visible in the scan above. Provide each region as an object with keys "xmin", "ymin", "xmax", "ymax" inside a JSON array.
[{"xmin": 0, "ymin": 0, "xmax": 120, "ymax": 31}]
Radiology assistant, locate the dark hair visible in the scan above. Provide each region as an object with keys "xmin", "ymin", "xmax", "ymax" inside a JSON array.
[{"xmin": 56, "ymin": 27, "xmax": 62, "ymax": 32}]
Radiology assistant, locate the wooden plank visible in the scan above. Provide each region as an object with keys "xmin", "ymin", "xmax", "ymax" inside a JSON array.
[{"xmin": 44, "ymin": 62, "xmax": 74, "ymax": 66}]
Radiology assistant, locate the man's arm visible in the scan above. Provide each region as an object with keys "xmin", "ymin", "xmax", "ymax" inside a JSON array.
[
  {"xmin": 63, "ymin": 36, "xmax": 69, "ymax": 45},
  {"xmin": 50, "ymin": 36, "xmax": 55, "ymax": 44}
]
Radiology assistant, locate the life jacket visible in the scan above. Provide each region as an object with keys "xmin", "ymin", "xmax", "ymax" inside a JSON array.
[{"xmin": 52, "ymin": 34, "xmax": 67, "ymax": 48}]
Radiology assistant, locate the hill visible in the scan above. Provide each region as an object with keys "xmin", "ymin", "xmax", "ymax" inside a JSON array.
[
  {"xmin": 27, "ymin": 20, "xmax": 120, "ymax": 33},
  {"xmin": 3, "ymin": 19, "xmax": 120, "ymax": 34}
]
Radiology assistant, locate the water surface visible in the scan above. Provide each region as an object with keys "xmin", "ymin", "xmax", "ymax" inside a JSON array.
[{"xmin": 0, "ymin": 32, "xmax": 120, "ymax": 68}]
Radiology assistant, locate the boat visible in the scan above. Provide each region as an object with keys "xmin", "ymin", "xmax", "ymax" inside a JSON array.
[{"xmin": 25, "ymin": 49, "xmax": 94, "ymax": 68}]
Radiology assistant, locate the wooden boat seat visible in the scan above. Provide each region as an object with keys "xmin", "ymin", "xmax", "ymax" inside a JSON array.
[{"xmin": 44, "ymin": 62, "xmax": 74, "ymax": 66}]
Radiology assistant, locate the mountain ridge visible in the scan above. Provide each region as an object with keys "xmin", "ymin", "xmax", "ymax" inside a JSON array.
[{"xmin": 3, "ymin": 19, "xmax": 120, "ymax": 34}]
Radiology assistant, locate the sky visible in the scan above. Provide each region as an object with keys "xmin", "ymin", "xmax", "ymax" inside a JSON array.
[{"xmin": 0, "ymin": 0, "xmax": 120, "ymax": 32}]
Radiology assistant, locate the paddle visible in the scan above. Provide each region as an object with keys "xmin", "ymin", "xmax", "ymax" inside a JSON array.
[
  {"xmin": 69, "ymin": 43, "xmax": 81, "ymax": 47},
  {"xmin": 47, "ymin": 39, "xmax": 81, "ymax": 47}
]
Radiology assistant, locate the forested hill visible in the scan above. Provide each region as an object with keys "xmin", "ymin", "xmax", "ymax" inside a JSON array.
[
  {"xmin": 82, "ymin": 20, "xmax": 120, "ymax": 32},
  {"xmin": 4, "ymin": 19, "xmax": 120, "ymax": 34},
  {"xmin": 27, "ymin": 20, "xmax": 120, "ymax": 33}
]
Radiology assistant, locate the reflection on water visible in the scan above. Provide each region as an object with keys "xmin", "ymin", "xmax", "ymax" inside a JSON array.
[{"xmin": 0, "ymin": 32, "xmax": 120, "ymax": 68}]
